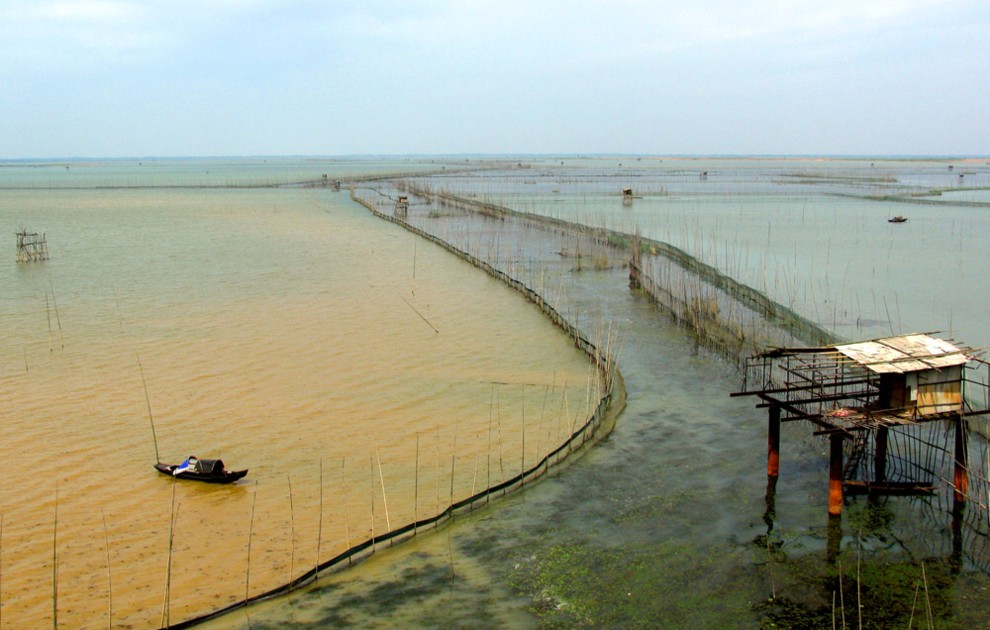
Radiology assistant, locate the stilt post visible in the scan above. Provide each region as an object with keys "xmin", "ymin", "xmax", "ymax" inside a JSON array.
[
  {"xmin": 874, "ymin": 426, "xmax": 888, "ymax": 483},
  {"xmin": 953, "ymin": 414, "xmax": 968, "ymax": 513},
  {"xmin": 767, "ymin": 405, "xmax": 780, "ymax": 477},
  {"xmin": 828, "ymin": 433, "xmax": 844, "ymax": 516}
]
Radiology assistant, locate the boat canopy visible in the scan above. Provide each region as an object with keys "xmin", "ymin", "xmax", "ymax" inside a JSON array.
[{"xmin": 192, "ymin": 459, "xmax": 226, "ymax": 474}]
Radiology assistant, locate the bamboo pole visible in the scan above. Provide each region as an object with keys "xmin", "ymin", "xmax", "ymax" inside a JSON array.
[
  {"xmin": 449, "ymin": 449, "xmax": 455, "ymax": 510},
  {"xmin": 161, "ymin": 484, "xmax": 178, "ymax": 629},
  {"xmin": 315, "ymin": 458, "xmax": 323, "ymax": 583},
  {"xmin": 48, "ymin": 278, "xmax": 63, "ymax": 349},
  {"xmin": 46, "ymin": 293, "xmax": 52, "ymax": 353},
  {"xmin": 138, "ymin": 356, "xmax": 161, "ymax": 463},
  {"xmin": 245, "ymin": 482, "xmax": 258, "ymax": 602},
  {"xmin": 909, "ymin": 581, "xmax": 921, "ymax": 628},
  {"xmin": 376, "ymin": 448, "xmax": 391, "ymax": 537},
  {"xmin": 340, "ymin": 458, "xmax": 351, "ymax": 566},
  {"xmin": 856, "ymin": 533, "xmax": 862, "ymax": 630},
  {"xmin": 101, "ymin": 510, "xmax": 113, "ymax": 630},
  {"xmin": 287, "ymin": 475, "xmax": 295, "ymax": 585},
  {"xmin": 487, "ymin": 388, "xmax": 494, "ymax": 504},
  {"xmin": 369, "ymin": 455, "xmax": 376, "ymax": 551},
  {"xmin": 434, "ymin": 424, "xmax": 440, "ymax": 514},
  {"xmin": 470, "ymin": 434, "xmax": 479, "ymax": 507},
  {"xmin": 520, "ymin": 386, "xmax": 526, "ymax": 486},
  {"xmin": 838, "ymin": 559, "xmax": 846, "ymax": 630},
  {"xmin": 414, "ymin": 436, "xmax": 420, "ymax": 535},
  {"xmin": 52, "ymin": 484, "xmax": 58, "ymax": 630},
  {"xmin": 0, "ymin": 513, "xmax": 3, "ymax": 629}
]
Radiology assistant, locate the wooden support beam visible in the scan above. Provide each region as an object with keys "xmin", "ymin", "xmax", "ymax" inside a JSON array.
[
  {"xmin": 754, "ymin": 389, "xmax": 874, "ymax": 408},
  {"xmin": 768, "ymin": 405, "xmax": 780, "ymax": 477},
  {"xmin": 731, "ymin": 377, "xmax": 871, "ymax": 398},
  {"xmin": 828, "ymin": 433, "xmax": 844, "ymax": 516},
  {"xmin": 874, "ymin": 426, "xmax": 888, "ymax": 483}
]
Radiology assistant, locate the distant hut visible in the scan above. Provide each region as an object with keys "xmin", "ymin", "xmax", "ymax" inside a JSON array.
[
  {"xmin": 394, "ymin": 195, "xmax": 409, "ymax": 217},
  {"xmin": 16, "ymin": 231, "xmax": 48, "ymax": 262},
  {"xmin": 622, "ymin": 188, "xmax": 634, "ymax": 206}
]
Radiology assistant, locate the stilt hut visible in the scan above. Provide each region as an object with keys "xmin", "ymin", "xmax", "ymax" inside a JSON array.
[
  {"xmin": 732, "ymin": 333, "xmax": 990, "ymax": 517},
  {"xmin": 622, "ymin": 188, "xmax": 634, "ymax": 206},
  {"xmin": 394, "ymin": 195, "xmax": 409, "ymax": 217},
  {"xmin": 16, "ymin": 231, "xmax": 48, "ymax": 262}
]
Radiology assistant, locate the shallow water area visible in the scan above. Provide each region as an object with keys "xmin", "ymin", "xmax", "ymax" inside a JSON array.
[{"xmin": 424, "ymin": 156, "xmax": 990, "ymax": 348}]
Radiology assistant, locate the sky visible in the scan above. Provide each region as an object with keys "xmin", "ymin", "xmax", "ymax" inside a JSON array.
[{"xmin": 1, "ymin": 0, "xmax": 988, "ymax": 158}]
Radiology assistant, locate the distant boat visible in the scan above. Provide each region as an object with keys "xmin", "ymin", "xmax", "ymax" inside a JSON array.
[
  {"xmin": 888, "ymin": 216, "xmax": 907, "ymax": 223},
  {"xmin": 154, "ymin": 457, "xmax": 248, "ymax": 484}
]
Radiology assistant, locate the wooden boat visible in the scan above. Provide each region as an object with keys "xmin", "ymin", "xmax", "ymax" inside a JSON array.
[
  {"xmin": 154, "ymin": 458, "xmax": 248, "ymax": 484},
  {"xmin": 888, "ymin": 215, "xmax": 907, "ymax": 223}
]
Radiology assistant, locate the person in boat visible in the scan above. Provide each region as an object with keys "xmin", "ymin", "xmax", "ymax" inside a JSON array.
[{"xmin": 173, "ymin": 455, "xmax": 198, "ymax": 475}]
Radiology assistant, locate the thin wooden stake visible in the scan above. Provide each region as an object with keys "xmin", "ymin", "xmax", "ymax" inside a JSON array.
[
  {"xmin": 521, "ymin": 386, "xmax": 526, "ymax": 485},
  {"xmin": 414, "ymin": 435, "xmax": 420, "ymax": 535},
  {"xmin": 287, "ymin": 475, "xmax": 295, "ymax": 585},
  {"xmin": 246, "ymin": 482, "xmax": 258, "ymax": 602},
  {"xmin": 46, "ymin": 293, "xmax": 53, "ymax": 353},
  {"xmin": 0, "ymin": 513, "xmax": 4, "ymax": 629},
  {"xmin": 856, "ymin": 533, "xmax": 862, "ymax": 630},
  {"xmin": 52, "ymin": 484, "xmax": 58, "ymax": 630},
  {"xmin": 399, "ymin": 294, "xmax": 438, "ymax": 334},
  {"xmin": 102, "ymin": 510, "xmax": 113, "ymax": 630},
  {"xmin": 370, "ymin": 455, "xmax": 376, "ymax": 550},
  {"xmin": 434, "ymin": 424, "xmax": 440, "ymax": 514},
  {"xmin": 922, "ymin": 561, "xmax": 933, "ymax": 628},
  {"xmin": 487, "ymin": 387, "xmax": 494, "ymax": 503},
  {"xmin": 161, "ymin": 484, "xmax": 178, "ymax": 629},
  {"xmin": 449, "ymin": 452, "xmax": 456, "ymax": 510},
  {"xmin": 376, "ymin": 448, "xmax": 391, "ymax": 536},
  {"xmin": 470, "ymin": 434, "xmax": 479, "ymax": 505},
  {"xmin": 908, "ymin": 581, "xmax": 920, "ymax": 628},
  {"xmin": 838, "ymin": 558, "xmax": 846, "ymax": 630},
  {"xmin": 340, "ymin": 458, "xmax": 351, "ymax": 565},
  {"xmin": 113, "ymin": 282, "xmax": 123, "ymax": 330},
  {"xmin": 766, "ymin": 533, "xmax": 775, "ymax": 601},
  {"xmin": 137, "ymin": 356, "xmax": 161, "ymax": 463},
  {"xmin": 48, "ymin": 278, "xmax": 63, "ymax": 349},
  {"xmin": 315, "ymin": 458, "xmax": 323, "ymax": 583}
]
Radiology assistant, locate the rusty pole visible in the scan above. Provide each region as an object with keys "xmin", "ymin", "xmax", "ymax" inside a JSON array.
[
  {"xmin": 953, "ymin": 414, "xmax": 968, "ymax": 514},
  {"xmin": 828, "ymin": 433, "xmax": 843, "ymax": 516},
  {"xmin": 767, "ymin": 405, "xmax": 780, "ymax": 477}
]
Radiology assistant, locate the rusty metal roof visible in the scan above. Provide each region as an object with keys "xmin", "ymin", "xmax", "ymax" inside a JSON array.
[{"xmin": 834, "ymin": 334, "xmax": 969, "ymax": 374}]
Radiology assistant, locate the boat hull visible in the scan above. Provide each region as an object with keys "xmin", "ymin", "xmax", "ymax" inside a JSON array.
[{"xmin": 154, "ymin": 462, "xmax": 248, "ymax": 484}]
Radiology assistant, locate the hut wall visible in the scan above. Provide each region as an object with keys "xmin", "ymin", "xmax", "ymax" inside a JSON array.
[{"xmin": 915, "ymin": 366, "xmax": 963, "ymax": 414}]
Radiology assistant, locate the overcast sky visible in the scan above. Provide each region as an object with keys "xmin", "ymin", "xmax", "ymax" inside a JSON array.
[{"xmin": 2, "ymin": 0, "xmax": 987, "ymax": 158}]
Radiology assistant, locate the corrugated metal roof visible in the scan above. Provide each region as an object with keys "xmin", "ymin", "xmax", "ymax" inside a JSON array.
[{"xmin": 834, "ymin": 334, "xmax": 969, "ymax": 374}]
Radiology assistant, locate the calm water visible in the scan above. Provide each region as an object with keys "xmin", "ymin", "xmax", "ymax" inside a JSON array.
[
  {"xmin": 3, "ymin": 156, "xmax": 989, "ymax": 628},
  {"xmin": 0, "ymin": 160, "xmax": 595, "ymax": 628},
  {"xmin": 427, "ymin": 156, "xmax": 990, "ymax": 349},
  {"xmin": 228, "ymin": 156, "xmax": 990, "ymax": 629}
]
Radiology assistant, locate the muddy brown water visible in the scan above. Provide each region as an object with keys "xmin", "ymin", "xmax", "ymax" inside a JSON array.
[{"xmin": 0, "ymin": 182, "xmax": 596, "ymax": 628}]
